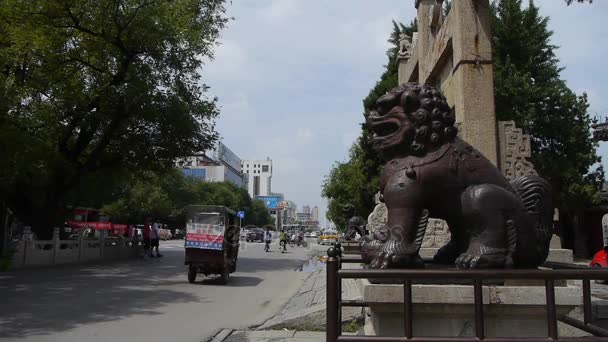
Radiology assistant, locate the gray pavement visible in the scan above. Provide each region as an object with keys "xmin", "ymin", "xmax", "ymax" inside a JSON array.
[
  {"xmin": 257, "ymin": 258, "xmax": 363, "ymax": 331},
  {"xmin": 0, "ymin": 239, "xmax": 322, "ymax": 342}
]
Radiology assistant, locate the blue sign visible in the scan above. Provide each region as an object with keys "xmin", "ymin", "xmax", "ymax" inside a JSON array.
[
  {"xmin": 237, "ymin": 211, "xmax": 245, "ymax": 219},
  {"xmin": 256, "ymin": 196, "xmax": 281, "ymax": 209},
  {"xmin": 185, "ymin": 240, "xmax": 223, "ymax": 250}
]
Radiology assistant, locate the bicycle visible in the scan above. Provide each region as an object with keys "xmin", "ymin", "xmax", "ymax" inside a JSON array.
[{"xmin": 264, "ymin": 240, "xmax": 271, "ymax": 252}]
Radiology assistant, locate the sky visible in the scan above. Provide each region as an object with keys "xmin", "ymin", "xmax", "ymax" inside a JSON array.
[{"xmin": 201, "ymin": 0, "xmax": 608, "ymax": 223}]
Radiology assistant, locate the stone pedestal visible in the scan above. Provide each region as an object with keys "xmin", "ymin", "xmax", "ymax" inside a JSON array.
[{"xmin": 363, "ymin": 280, "xmax": 582, "ymax": 338}]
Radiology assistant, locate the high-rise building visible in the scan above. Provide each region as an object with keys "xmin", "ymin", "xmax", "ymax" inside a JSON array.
[
  {"xmin": 241, "ymin": 158, "xmax": 272, "ymax": 198},
  {"xmin": 312, "ymin": 206, "xmax": 319, "ymax": 221},
  {"xmin": 175, "ymin": 140, "xmax": 246, "ymax": 188},
  {"xmin": 302, "ymin": 205, "xmax": 311, "ymax": 215}
]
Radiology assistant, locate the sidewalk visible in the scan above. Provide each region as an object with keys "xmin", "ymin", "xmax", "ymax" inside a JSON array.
[
  {"xmin": 208, "ymin": 329, "xmax": 359, "ymax": 342},
  {"xmin": 208, "ymin": 329, "xmax": 327, "ymax": 342},
  {"xmin": 256, "ymin": 257, "xmax": 363, "ymax": 331}
]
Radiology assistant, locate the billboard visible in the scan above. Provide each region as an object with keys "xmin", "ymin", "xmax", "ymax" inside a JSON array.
[
  {"xmin": 256, "ymin": 195, "xmax": 282, "ymax": 209},
  {"xmin": 185, "ymin": 222, "xmax": 224, "ymax": 250}
]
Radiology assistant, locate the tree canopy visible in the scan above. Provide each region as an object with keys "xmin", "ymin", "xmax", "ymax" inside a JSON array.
[
  {"xmin": 491, "ymin": 0, "xmax": 603, "ymax": 209},
  {"xmin": 102, "ymin": 170, "xmax": 273, "ymax": 228},
  {"xmin": 0, "ymin": 0, "xmax": 228, "ymax": 237}
]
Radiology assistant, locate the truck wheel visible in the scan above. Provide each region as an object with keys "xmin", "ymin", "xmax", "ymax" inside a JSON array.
[{"xmin": 188, "ymin": 266, "xmax": 197, "ymax": 283}]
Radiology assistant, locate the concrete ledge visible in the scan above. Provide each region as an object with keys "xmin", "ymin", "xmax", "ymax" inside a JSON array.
[
  {"xmin": 362, "ymin": 279, "xmax": 584, "ymax": 337},
  {"xmin": 363, "ymin": 280, "xmax": 581, "ymax": 306}
]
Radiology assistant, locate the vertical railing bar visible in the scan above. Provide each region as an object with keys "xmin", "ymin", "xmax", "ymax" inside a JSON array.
[
  {"xmin": 338, "ymin": 271, "xmax": 343, "ymax": 335},
  {"xmin": 545, "ymin": 279, "xmax": 558, "ymax": 340},
  {"xmin": 474, "ymin": 280, "xmax": 485, "ymax": 340},
  {"xmin": 327, "ymin": 249, "xmax": 339, "ymax": 342},
  {"xmin": 404, "ymin": 279, "xmax": 413, "ymax": 339},
  {"xmin": 583, "ymin": 279, "xmax": 592, "ymax": 325}
]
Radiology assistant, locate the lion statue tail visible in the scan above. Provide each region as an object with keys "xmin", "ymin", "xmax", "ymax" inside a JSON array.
[{"xmin": 510, "ymin": 175, "xmax": 553, "ymax": 266}]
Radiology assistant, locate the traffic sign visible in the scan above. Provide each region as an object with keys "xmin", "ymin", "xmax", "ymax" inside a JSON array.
[{"xmin": 237, "ymin": 211, "xmax": 245, "ymax": 219}]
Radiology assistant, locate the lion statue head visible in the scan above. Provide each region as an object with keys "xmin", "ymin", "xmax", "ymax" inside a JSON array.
[{"xmin": 364, "ymin": 83, "xmax": 457, "ymax": 158}]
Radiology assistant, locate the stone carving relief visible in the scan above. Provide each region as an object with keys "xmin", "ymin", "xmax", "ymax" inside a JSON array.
[
  {"xmin": 366, "ymin": 203, "xmax": 387, "ymax": 234},
  {"xmin": 498, "ymin": 121, "xmax": 537, "ymax": 180},
  {"xmin": 421, "ymin": 219, "xmax": 451, "ymax": 248},
  {"xmin": 397, "ymin": 34, "xmax": 412, "ymax": 60}
]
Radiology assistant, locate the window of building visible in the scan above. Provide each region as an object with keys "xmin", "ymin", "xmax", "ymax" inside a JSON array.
[
  {"xmin": 262, "ymin": 165, "xmax": 269, "ymax": 172},
  {"xmin": 182, "ymin": 168, "xmax": 206, "ymax": 180},
  {"xmin": 253, "ymin": 176, "xmax": 260, "ymax": 196}
]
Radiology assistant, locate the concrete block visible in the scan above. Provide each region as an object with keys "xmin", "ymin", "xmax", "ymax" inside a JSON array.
[
  {"xmin": 546, "ymin": 248, "xmax": 574, "ymax": 264},
  {"xmin": 364, "ymin": 283, "xmax": 490, "ymax": 305},
  {"xmin": 363, "ymin": 280, "xmax": 582, "ymax": 337}
]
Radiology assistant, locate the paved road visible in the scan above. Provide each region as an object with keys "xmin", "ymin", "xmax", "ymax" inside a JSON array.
[{"xmin": 0, "ymin": 239, "xmax": 322, "ymax": 342}]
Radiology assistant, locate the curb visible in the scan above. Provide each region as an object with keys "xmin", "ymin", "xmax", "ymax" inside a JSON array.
[{"xmin": 205, "ymin": 328, "xmax": 233, "ymax": 342}]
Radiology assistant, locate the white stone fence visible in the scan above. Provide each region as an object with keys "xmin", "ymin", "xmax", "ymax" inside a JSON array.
[{"xmin": 10, "ymin": 226, "xmax": 143, "ymax": 269}]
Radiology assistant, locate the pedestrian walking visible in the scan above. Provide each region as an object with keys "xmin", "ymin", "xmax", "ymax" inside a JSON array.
[
  {"xmin": 143, "ymin": 219, "xmax": 152, "ymax": 258},
  {"xmin": 264, "ymin": 227, "xmax": 272, "ymax": 252},
  {"xmin": 151, "ymin": 222, "xmax": 163, "ymax": 257}
]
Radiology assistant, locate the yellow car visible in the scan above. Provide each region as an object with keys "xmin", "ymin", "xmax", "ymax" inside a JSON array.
[{"xmin": 318, "ymin": 230, "xmax": 338, "ymax": 245}]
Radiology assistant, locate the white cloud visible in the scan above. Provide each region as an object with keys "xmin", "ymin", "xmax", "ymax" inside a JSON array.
[
  {"xmin": 203, "ymin": 39, "xmax": 247, "ymax": 79},
  {"xmin": 258, "ymin": 0, "xmax": 300, "ymax": 24},
  {"xmin": 296, "ymin": 127, "xmax": 314, "ymax": 145}
]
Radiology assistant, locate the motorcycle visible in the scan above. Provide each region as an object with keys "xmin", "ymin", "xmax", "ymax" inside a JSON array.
[
  {"xmin": 280, "ymin": 240, "xmax": 287, "ymax": 253},
  {"xmin": 294, "ymin": 237, "xmax": 308, "ymax": 248}
]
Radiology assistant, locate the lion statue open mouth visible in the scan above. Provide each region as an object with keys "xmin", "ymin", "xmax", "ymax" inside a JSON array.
[{"xmin": 361, "ymin": 83, "xmax": 553, "ymax": 269}]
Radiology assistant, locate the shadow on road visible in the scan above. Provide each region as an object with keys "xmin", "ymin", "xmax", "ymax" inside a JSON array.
[
  {"xmin": 196, "ymin": 275, "xmax": 263, "ymax": 287},
  {"xmin": 237, "ymin": 256, "xmax": 309, "ymax": 273},
  {"xmin": 0, "ymin": 242, "xmax": 314, "ymax": 338},
  {"xmin": 0, "ymin": 248, "xmax": 201, "ymax": 338}
]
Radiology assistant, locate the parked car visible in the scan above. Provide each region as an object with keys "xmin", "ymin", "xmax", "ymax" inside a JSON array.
[
  {"xmin": 246, "ymin": 228, "xmax": 265, "ymax": 242},
  {"xmin": 304, "ymin": 232, "xmax": 311, "ymax": 238},
  {"xmin": 159, "ymin": 228, "xmax": 172, "ymax": 240},
  {"xmin": 318, "ymin": 230, "xmax": 338, "ymax": 245},
  {"xmin": 591, "ymin": 248, "xmax": 608, "ymax": 268},
  {"xmin": 310, "ymin": 231, "xmax": 318, "ymax": 238}
]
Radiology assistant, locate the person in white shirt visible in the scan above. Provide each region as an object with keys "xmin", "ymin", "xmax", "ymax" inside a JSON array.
[{"xmin": 264, "ymin": 228, "xmax": 273, "ymax": 252}]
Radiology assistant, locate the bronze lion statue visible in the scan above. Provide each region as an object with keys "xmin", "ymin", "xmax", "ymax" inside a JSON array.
[{"xmin": 361, "ymin": 83, "xmax": 553, "ymax": 269}]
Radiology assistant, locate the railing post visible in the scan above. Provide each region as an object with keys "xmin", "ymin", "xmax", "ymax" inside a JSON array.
[
  {"xmin": 474, "ymin": 280, "xmax": 484, "ymax": 340},
  {"xmin": 22, "ymin": 226, "xmax": 33, "ymax": 266},
  {"xmin": 52, "ymin": 227, "xmax": 60, "ymax": 265},
  {"xmin": 327, "ymin": 246, "xmax": 340, "ymax": 342},
  {"xmin": 78, "ymin": 229, "xmax": 85, "ymax": 262},
  {"xmin": 99, "ymin": 229, "xmax": 107, "ymax": 258},
  {"xmin": 403, "ymin": 280, "xmax": 413, "ymax": 339},
  {"xmin": 335, "ymin": 242, "xmax": 342, "ymax": 327},
  {"xmin": 545, "ymin": 279, "xmax": 558, "ymax": 339},
  {"xmin": 583, "ymin": 279, "xmax": 592, "ymax": 325}
]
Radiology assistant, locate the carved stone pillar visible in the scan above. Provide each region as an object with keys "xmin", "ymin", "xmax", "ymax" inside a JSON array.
[{"xmin": 497, "ymin": 121, "xmax": 537, "ymax": 180}]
